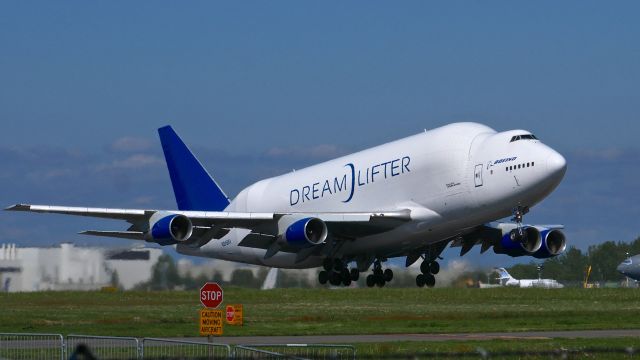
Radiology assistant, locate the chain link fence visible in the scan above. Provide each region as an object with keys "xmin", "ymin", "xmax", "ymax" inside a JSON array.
[
  {"xmin": 141, "ymin": 338, "xmax": 232, "ymax": 359},
  {"xmin": 66, "ymin": 334, "xmax": 140, "ymax": 360},
  {"xmin": 234, "ymin": 344, "xmax": 356, "ymax": 360},
  {"xmin": 0, "ymin": 333, "xmax": 65, "ymax": 360}
]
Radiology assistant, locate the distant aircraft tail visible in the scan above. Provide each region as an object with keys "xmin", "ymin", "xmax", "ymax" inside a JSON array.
[
  {"xmin": 158, "ymin": 126, "xmax": 230, "ymax": 211},
  {"xmin": 495, "ymin": 267, "xmax": 515, "ymax": 280}
]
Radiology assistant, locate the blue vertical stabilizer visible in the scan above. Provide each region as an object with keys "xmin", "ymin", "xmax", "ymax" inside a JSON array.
[{"xmin": 158, "ymin": 126, "xmax": 230, "ymax": 211}]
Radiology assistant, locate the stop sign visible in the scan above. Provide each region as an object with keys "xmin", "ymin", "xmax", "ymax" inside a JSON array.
[
  {"xmin": 226, "ymin": 305, "xmax": 235, "ymax": 322},
  {"xmin": 200, "ymin": 282, "xmax": 223, "ymax": 308}
]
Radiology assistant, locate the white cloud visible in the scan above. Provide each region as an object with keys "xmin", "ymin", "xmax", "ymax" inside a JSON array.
[
  {"xmin": 94, "ymin": 154, "xmax": 164, "ymax": 171},
  {"xmin": 109, "ymin": 137, "xmax": 154, "ymax": 153}
]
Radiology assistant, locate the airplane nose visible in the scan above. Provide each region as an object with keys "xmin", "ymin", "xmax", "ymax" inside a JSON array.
[{"xmin": 545, "ymin": 151, "xmax": 567, "ymax": 179}]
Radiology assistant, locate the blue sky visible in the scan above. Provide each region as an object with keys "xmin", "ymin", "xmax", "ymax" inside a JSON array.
[{"xmin": 1, "ymin": 2, "xmax": 639, "ymax": 266}]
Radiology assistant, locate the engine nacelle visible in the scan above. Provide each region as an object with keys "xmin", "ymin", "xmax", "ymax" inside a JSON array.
[
  {"xmin": 533, "ymin": 228, "xmax": 566, "ymax": 258},
  {"xmin": 148, "ymin": 213, "xmax": 193, "ymax": 245},
  {"xmin": 280, "ymin": 217, "xmax": 327, "ymax": 247},
  {"xmin": 493, "ymin": 226, "xmax": 542, "ymax": 257}
]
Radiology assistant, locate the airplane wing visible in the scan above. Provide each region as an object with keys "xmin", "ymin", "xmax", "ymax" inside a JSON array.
[{"xmin": 5, "ymin": 203, "xmax": 411, "ymax": 244}]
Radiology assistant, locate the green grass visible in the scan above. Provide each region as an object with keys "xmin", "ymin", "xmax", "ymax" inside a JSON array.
[
  {"xmin": 352, "ymin": 338, "xmax": 640, "ymax": 359},
  {"xmin": 1, "ymin": 287, "xmax": 640, "ymax": 337}
]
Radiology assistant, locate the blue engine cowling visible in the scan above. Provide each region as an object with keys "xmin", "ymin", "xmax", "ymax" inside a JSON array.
[
  {"xmin": 493, "ymin": 226, "xmax": 542, "ymax": 257},
  {"xmin": 284, "ymin": 217, "xmax": 328, "ymax": 247},
  {"xmin": 532, "ymin": 228, "xmax": 566, "ymax": 258},
  {"xmin": 150, "ymin": 214, "xmax": 193, "ymax": 245}
]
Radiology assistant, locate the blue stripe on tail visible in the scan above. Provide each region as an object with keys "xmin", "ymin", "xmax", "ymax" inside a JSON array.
[{"xmin": 158, "ymin": 126, "xmax": 230, "ymax": 211}]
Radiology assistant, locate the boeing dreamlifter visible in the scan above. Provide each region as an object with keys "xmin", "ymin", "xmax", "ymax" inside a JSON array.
[{"xmin": 7, "ymin": 123, "xmax": 567, "ymax": 288}]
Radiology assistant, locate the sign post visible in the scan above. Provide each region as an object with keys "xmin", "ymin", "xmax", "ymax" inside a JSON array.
[
  {"xmin": 226, "ymin": 304, "xmax": 243, "ymax": 326},
  {"xmin": 199, "ymin": 282, "xmax": 224, "ymax": 337},
  {"xmin": 200, "ymin": 282, "xmax": 224, "ymax": 309},
  {"xmin": 199, "ymin": 309, "xmax": 223, "ymax": 336}
]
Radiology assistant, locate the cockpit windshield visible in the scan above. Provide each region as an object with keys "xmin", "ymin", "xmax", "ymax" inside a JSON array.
[
  {"xmin": 510, "ymin": 134, "xmax": 538, "ymax": 142},
  {"xmin": 623, "ymin": 258, "xmax": 633, "ymax": 265}
]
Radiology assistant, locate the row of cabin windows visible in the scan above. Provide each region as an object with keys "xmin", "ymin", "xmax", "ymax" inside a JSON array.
[{"xmin": 506, "ymin": 162, "xmax": 534, "ymax": 171}]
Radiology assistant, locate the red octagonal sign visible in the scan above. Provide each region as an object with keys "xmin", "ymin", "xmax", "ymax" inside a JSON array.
[{"xmin": 200, "ymin": 282, "xmax": 223, "ymax": 308}]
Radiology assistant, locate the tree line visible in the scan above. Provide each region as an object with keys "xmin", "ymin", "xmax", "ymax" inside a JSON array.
[{"xmin": 507, "ymin": 237, "xmax": 640, "ymax": 283}]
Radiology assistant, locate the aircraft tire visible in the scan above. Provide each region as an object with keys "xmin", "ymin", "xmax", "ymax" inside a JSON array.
[
  {"xmin": 425, "ymin": 273, "xmax": 436, "ymax": 288},
  {"xmin": 429, "ymin": 261, "xmax": 440, "ymax": 275},
  {"xmin": 318, "ymin": 271, "xmax": 328, "ymax": 284},
  {"xmin": 350, "ymin": 268, "xmax": 360, "ymax": 281},
  {"xmin": 366, "ymin": 274, "xmax": 375, "ymax": 287},
  {"xmin": 323, "ymin": 258, "xmax": 333, "ymax": 272},
  {"xmin": 416, "ymin": 274, "xmax": 425, "ymax": 287},
  {"xmin": 340, "ymin": 268, "xmax": 351, "ymax": 282},
  {"xmin": 329, "ymin": 272, "xmax": 341, "ymax": 286},
  {"xmin": 342, "ymin": 278, "xmax": 352, "ymax": 287},
  {"xmin": 375, "ymin": 276, "xmax": 385, "ymax": 287},
  {"xmin": 420, "ymin": 261, "xmax": 429, "ymax": 274},
  {"xmin": 384, "ymin": 269, "xmax": 394, "ymax": 282}
]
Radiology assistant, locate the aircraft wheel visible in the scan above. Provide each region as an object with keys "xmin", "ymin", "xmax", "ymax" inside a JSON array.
[
  {"xmin": 373, "ymin": 268, "xmax": 383, "ymax": 277},
  {"xmin": 342, "ymin": 278, "xmax": 352, "ymax": 287},
  {"xmin": 340, "ymin": 268, "xmax": 351, "ymax": 282},
  {"xmin": 366, "ymin": 274, "xmax": 375, "ymax": 288},
  {"xmin": 318, "ymin": 271, "xmax": 328, "ymax": 285},
  {"xmin": 329, "ymin": 272, "xmax": 342, "ymax": 286},
  {"xmin": 425, "ymin": 273, "xmax": 436, "ymax": 288},
  {"xmin": 384, "ymin": 269, "xmax": 394, "ymax": 282},
  {"xmin": 323, "ymin": 258, "xmax": 333, "ymax": 272},
  {"xmin": 420, "ymin": 261, "xmax": 429, "ymax": 274},
  {"xmin": 416, "ymin": 274, "xmax": 426, "ymax": 287},
  {"xmin": 350, "ymin": 268, "xmax": 360, "ymax": 281},
  {"xmin": 376, "ymin": 276, "xmax": 385, "ymax": 287},
  {"xmin": 429, "ymin": 261, "xmax": 440, "ymax": 275}
]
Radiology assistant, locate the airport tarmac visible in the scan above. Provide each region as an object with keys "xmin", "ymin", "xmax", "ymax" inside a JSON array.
[{"xmin": 184, "ymin": 329, "xmax": 640, "ymax": 344}]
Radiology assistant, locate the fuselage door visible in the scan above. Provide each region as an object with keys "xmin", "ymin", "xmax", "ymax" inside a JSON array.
[{"xmin": 474, "ymin": 164, "xmax": 483, "ymax": 187}]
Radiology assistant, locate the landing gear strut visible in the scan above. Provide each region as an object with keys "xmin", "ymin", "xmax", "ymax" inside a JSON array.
[
  {"xmin": 366, "ymin": 259, "xmax": 393, "ymax": 288},
  {"xmin": 510, "ymin": 206, "xmax": 530, "ymax": 242},
  {"xmin": 318, "ymin": 258, "xmax": 358, "ymax": 287}
]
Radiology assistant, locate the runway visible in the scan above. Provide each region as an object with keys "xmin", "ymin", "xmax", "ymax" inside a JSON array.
[{"xmin": 186, "ymin": 329, "xmax": 640, "ymax": 345}]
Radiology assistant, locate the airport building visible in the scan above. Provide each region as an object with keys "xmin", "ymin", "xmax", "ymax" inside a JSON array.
[{"xmin": 0, "ymin": 243, "xmax": 162, "ymax": 292}]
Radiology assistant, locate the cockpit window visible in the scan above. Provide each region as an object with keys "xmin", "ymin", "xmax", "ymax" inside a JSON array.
[
  {"xmin": 510, "ymin": 134, "xmax": 538, "ymax": 142},
  {"xmin": 623, "ymin": 258, "xmax": 633, "ymax": 265}
]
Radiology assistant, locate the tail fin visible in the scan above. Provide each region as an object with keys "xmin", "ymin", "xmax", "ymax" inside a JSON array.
[
  {"xmin": 495, "ymin": 267, "xmax": 514, "ymax": 280},
  {"xmin": 158, "ymin": 126, "xmax": 230, "ymax": 211}
]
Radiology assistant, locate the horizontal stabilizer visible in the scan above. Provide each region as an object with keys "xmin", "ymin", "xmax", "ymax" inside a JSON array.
[{"xmin": 79, "ymin": 230, "xmax": 145, "ymax": 240}]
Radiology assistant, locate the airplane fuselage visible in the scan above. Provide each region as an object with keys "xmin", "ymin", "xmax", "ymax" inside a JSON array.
[{"xmin": 177, "ymin": 122, "xmax": 566, "ymax": 268}]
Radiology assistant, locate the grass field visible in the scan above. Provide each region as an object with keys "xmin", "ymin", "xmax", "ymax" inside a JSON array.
[{"xmin": 1, "ymin": 287, "xmax": 640, "ymax": 338}]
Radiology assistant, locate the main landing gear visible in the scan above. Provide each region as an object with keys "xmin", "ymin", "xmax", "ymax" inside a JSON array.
[
  {"xmin": 416, "ymin": 259, "xmax": 439, "ymax": 288},
  {"xmin": 318, "ymin": 258, "xmax": 359, "ymax": 287},
  {"xmin": 365, "ymin": 260, "xmax": 393, "ymax": 288}
]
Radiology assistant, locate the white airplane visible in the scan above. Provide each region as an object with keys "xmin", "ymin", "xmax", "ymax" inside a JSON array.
[
  {"xmin": 6, "ymin": 122, "xmax": 567, "ymax": 288},
  {"xmin": 494, "ymin": 267, "xmax": 564, "ymax": 288}
]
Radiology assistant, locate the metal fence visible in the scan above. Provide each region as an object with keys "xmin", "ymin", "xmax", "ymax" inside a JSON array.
[
  {"xmin": 234, "ymin": 344, "xmax": 356, "ymax": 360},
  {"xmin": 0, "ymin": 333, "xmax": 65, "ymax": 360},
  {"xmin": 66, "ymin": 334, "xmax": 140, "ymax": 360},
  {"xmin": 142, "ymin": 338, "xmax": 232, "ymax": 359}
]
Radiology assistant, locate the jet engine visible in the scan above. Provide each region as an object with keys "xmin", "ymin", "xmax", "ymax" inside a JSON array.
[
  {"xmin": 533, "ymin": 228, "xmax": 566, "ymax": 258},
  {"xmin": 493, "ymin": 226, "xmax": 542, "ymax": 257},
  {"xmin": 147, "ymin": 213, "xmax": 193, "ymax": 245},
  {"xmin": 279, "ymin": 216, "xmax": 328, "ymax": 247}
]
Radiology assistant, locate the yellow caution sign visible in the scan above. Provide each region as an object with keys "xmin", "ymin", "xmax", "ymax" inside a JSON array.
[
  {"xmin": 225, "ymin": 304, "xmax": 243, "ymax": 326},
  {"xmin": 199, "ymin": 309, "xmax": 223, "ymax": 336}
]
